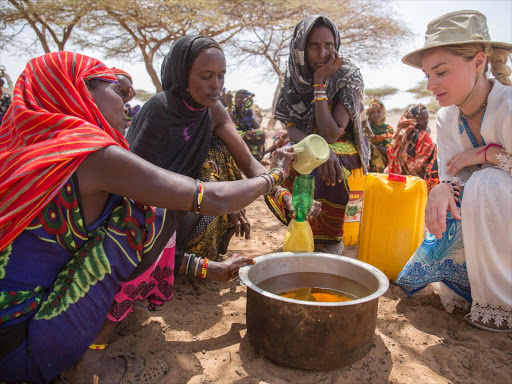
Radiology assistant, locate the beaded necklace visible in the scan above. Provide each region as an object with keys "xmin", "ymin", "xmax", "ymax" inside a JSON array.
[{"xmin": 459, "ymin": 81, "xmax": 494, "ymax": 120}]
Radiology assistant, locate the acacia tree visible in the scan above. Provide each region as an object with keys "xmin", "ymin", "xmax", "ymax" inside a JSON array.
[
  {"xmin": 363, "ymin": 86, "xmax": 399, "ymax": 106},
  {"xmin": 75, "ymin": 0, "xmax": 253, "ymax": 92},
  {"xmin": 0, "ymin": 0, "xmax": 93, "ymax": 53},
  {"xmin": 407, "ymin": 80, "xmax": 440, "ymax": 113},
  {"xmin": 228, "ymin": 0, "xmax": 411, "ymax": 113}
]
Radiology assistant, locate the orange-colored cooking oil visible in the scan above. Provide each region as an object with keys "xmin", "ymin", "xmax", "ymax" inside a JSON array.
[{"xmin": 278, "ymin": 287, "xmax": 356, "ymax": 302}]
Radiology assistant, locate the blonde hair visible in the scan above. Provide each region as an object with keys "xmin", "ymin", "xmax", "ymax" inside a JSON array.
[{"xmin": 444, "ymin": 43, "xmax": 512, "ymax": 86}]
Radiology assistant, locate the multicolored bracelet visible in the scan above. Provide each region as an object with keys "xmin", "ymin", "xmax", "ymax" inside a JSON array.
[
  {"xmin": 193, "ymin": 180, "xmax": 204, "ymax": 214},
  {"xmin": 313, "ymin": 97, "xmax": 328, "ymax": 103},
  {"xmin": 441, "ymin": 180, "xmax": 460, "ymax": 203},
  {"xmin": 89, "ymin": 343, "xmax": 108, "ymax": 351},
  {"xmin": 275, "ymin": 188, "xmax": 292, "ymax": 206},
  {"xmin": 201, "ymin": 258, "xmax": 209, "ymax": 279},
  {"xmin": 268, "ymin": 167, "xmax": 287, "ymax": 186},
  {"xmin": 313, "ymin": 83, "xmax": 326, "ymax": 88}
]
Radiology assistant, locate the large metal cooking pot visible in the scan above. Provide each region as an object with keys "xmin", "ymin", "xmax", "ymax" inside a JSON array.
[{"xmin": 239, "ymin": 252, "xmax": 389, "ymax": 370}]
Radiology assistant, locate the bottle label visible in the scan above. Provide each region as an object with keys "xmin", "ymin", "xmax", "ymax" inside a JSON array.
[{"xmin": 344, "ymin": 190, "xmax": 363, "ymax": 223}]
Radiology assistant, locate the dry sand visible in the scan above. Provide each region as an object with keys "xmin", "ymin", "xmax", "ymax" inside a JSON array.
[{"xmin": 110, "ymin": 112, "xmax": 512, "ymax": 383}]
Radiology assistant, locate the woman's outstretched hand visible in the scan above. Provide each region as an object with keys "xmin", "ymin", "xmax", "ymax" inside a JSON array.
[
  {"xmin": 208, "ymin": 254, "xmax": 255, "ymax": 282},
  {"xmin": 425, "ymin": 182, "xmax": 461, "ymax": 239},
  {"xmin": 270, "ymin": 146, "xmax": 297, "ymax": 174}
]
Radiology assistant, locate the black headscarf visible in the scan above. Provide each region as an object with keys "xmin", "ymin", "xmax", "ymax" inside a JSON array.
[
  {"xmin": 126, "ymin": 35, "xmax": 222, "ymax": 178},
  {"xmin": 273, "ymin": 15, "xmax": 371, "ymax": 172}
]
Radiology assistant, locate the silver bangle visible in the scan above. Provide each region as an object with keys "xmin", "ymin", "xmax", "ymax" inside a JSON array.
[
  {"xmin": 259, "ymin": 174, "xmax": 275, "ymax": 194},
  {"xmin": 194, "ymin": 257, "xmax": 201, "ymax": 277}
]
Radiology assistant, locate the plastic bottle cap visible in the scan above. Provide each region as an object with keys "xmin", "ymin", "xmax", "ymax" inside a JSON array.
[{"xmin": 388, "ymin": 174, "xmax": 407, "ymax": 183}]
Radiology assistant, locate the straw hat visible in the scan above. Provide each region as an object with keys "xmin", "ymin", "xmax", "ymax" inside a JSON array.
[{"xmin": 402, "ymin": 10, "xmax": 512, "ymax": 68}]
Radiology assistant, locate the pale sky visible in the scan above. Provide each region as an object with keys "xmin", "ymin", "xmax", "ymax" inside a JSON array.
[{"xmin": 1, "ymin": 1, "xmax": 511, "ymax": 110}]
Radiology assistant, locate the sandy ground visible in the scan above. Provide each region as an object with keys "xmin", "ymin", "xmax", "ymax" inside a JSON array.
[{"xmin": 110, "ymin": 112, "xmax": 512, "ymax": 383}]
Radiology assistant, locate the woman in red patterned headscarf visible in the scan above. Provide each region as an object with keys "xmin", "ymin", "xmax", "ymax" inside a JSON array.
[{"xmin": 0, "ymin": 52, "xmax": 294, "ymax": 383}]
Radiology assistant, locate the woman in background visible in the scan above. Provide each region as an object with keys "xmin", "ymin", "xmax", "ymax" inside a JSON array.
[
  {"xmin": 231, "ymin": 89, "xmax": 267, "ymax": 162},
  {"xmin": 367, "ymin": 99, "xmax": 393, "ymax": 172},
  {"xmin": 387, "ymin": 103, "xmax": 436, "ymax": 179}
]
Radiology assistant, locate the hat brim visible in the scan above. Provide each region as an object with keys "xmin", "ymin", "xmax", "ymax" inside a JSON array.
[{"xmin": 402, "ymin": 40, "xmax": 512, "ymax": 69}]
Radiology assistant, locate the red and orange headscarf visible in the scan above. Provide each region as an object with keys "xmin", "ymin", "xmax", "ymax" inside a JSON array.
[{"xmin": 0, "ymin": 51, "xmax": 129, "ymax": 251}]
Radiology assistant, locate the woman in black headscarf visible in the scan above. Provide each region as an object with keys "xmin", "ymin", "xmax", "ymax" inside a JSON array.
[
  {"xmin": 273, "ymin": 15, "xmax": 371, "ymax": 255},
  {"xmin": 127, "ymin": 36, "xmax": 321, "ymax": 273}
]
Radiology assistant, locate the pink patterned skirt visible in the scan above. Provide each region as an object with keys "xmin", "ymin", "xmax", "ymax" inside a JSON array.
[{"xmin": 107, "ymin": 232, "xmax": 176, "ymax": 322}]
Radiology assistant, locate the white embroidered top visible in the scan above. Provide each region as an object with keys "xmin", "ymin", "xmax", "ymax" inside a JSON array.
[{"xmin": 435, "ymin": 80, "xmax": 512, "ymax": 184}]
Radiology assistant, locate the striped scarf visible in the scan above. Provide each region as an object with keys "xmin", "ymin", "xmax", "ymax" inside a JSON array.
[{"xmin": 0, "ymin": 51, "xmax": 129, "ymax": 251}]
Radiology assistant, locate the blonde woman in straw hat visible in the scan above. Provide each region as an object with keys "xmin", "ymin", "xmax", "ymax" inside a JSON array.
[{"xmin": 395, "ymin": 10, "xmax": 512, "ymax": 332}]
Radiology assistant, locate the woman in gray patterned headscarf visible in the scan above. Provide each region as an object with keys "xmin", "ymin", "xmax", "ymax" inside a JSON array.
[{"xmin": 273, "ymin": 15, "xmax": 371, "ymax": 254}]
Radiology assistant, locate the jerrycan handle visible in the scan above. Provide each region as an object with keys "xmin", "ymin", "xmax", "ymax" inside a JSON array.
[
  {"xmin": 388, "ymin": 173, "xmax": 407, "ymax": 183},
  {"xmin": 293, "ymin": 146, "xmax": 304, "ymax": 153}
]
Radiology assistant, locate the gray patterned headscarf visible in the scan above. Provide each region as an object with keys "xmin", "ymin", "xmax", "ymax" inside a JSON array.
[{"xmin": 274, "ymin": 15, "xmax": 371, "ymax": 171}]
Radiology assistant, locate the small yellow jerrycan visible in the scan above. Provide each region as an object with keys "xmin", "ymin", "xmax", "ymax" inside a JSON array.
[
  {"xmin": 283, "ymin": 219, "xmax": 314, "ymax": 252},
  {"xmin": 343, "ymin": 168, "xmax": 367, "ymax": 247},
  {"xmin": 283, "ymin": 174, "xmax": 315, "ymax": 252},
  {"xmin": 357, "ymin": 173, "xmax": 427, "ymax": 281}
]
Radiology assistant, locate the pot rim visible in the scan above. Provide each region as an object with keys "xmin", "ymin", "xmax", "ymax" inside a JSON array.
[{"xmin": 239, "ymin": 252, "xmax": 389, "ymax": 307}]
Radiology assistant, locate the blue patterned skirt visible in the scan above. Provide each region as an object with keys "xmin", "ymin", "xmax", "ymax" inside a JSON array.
[{"xmin": 395, "ymin": 211, "xmax": 471, "ymax": 302}]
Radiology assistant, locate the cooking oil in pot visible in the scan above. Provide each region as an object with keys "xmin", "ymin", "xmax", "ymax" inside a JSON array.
[
  {"xmin": 279, "ymin": 287, "xmax": 357, "ymax": 302},
  {"xmin": 258, "ymin": 272, "xmax": 372, "ymax": 303}
]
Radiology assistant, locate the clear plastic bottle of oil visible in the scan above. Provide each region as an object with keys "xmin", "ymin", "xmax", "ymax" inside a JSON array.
[{"xmin": 283, "ymin": 174, "xmax": 314, "ymax": 252}]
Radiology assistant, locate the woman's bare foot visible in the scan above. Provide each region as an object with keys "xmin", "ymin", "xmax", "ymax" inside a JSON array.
[{"xmin": 60, "ymin": 349, "xmax": 127, "ymax": 383}]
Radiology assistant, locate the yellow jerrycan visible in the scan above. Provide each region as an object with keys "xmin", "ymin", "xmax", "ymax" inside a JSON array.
[
  {"xmin": 283, "ymin": 219, "xmax": 314, "ymax": 252},
  {"xmin": 343, "ymin": 168, "xmax": 367, "ymax": 247},
  {"xmin": 357, "ymin": 173, "xmax": 427, "ymax": 281}
]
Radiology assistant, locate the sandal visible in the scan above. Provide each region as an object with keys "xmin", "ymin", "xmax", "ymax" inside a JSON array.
[{"xmin": 464, "ymin": 313, "xmax": 512, "ymax": 333}]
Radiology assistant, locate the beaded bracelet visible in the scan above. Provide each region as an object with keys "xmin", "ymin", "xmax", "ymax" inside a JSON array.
[
  {"xmin": 89, "ymin": 343, "xmax": 108, "ymax": 351},
  {"xmin": 441, "ymin": 180, "xmax": 460, "ymax": 203},
  {"xmin": 201, "ymin": 258, "xmax": 209, "ymax": 279},
  {"xmin": 276, "ymin": 188, "xmax": 292, "ymax": 206},
  {"xmin": 313, "ymin": 83, "xmax": 326, "ymax": 88},
  {"xmin": 194, "ymin": 180, "xmax": 204, "ymax": 214},
  {"xmin": 267, "ymin": 167, "xmax": 287, "ymax": 186},
  {"xmin": 313, "ymin": 97, "xmax": 328, "ymax": 103}
]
